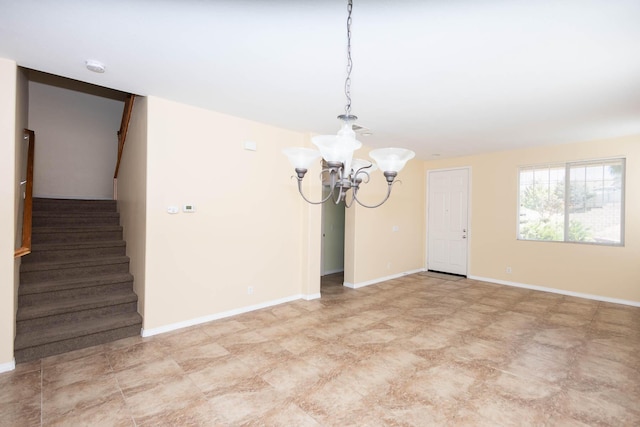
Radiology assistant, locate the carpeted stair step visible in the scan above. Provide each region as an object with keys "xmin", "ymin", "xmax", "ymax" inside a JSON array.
[
  {"xmin": 16, "ymin": 290, "xmax": 138, "ymax": 330},
  {"xmin": 21, "ymin": 241, "xmax": 126, "ymax": 263},
  {"xmin": 33, "ymin": 198, "xmax": 117, "ymax": 213},
  {"xmin": 19, "ymin": 273, "xmax": 134, "ymax": 306},
  {"xmin": 31, "ymin": 225, "xmax": 123, "ymax": 244},
  {"xmin": 20, "ymin": 256, "xmax": 130, "ymax": 283},
  {"xmin": 32, "ymin": 211, "xmax": 121, "ymax": 227},
  {"xmin": 14, "ymin": 311, "xmax": 142, "ymax": 363}
]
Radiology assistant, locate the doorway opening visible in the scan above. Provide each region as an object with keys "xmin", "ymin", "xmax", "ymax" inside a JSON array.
[{"xmin": 320, "ymin": 185, "xmax": 346, "ymax": 289}]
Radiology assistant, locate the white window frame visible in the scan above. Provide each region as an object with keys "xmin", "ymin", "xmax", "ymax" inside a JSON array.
[{"xmin": 517, "ymin": 157, "xmax": 625, "ymax": 246}]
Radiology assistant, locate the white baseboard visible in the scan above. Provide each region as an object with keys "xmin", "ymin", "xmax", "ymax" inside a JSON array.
[
  {"xmin": 468, "ymin": 275, "xmax": 640, "ymax": 308},
  {"xmin": 344, "ymin": 268, "xmax": 426, "ymax": 289},
  {"xmin": 0, "ymin": 359, "xmax": 16, "ymax": 373},
  {"xmin": 141, "ymin": 293, "xmax": 318, "ymax": 337}
]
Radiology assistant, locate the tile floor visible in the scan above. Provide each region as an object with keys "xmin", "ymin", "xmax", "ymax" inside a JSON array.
[{"xmin": 1, "ymin": 272, "xmax": 639, "ymax": 426}]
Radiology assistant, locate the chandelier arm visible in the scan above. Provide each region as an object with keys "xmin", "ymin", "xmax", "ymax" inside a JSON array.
[
  {"xmin": 354, "ymin": 169, "xmax": 372, "ymax": 184},
  {"xmin": 343, "ymin": 185, "xmax": 356, "ymax": 208},
  {"xmin": 331, "ymin": 185, "xmax": 342, "ymax": 204},
  {"xmin": 352, "ymin": 181, "xmax": 397, "ymax": 209},
  {"xmin": 294, "ymin": 178, "xmax": 335, "ymax": 205}
]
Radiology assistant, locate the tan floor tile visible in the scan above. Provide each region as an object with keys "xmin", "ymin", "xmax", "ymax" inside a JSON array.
[
  {"xmin": 106, "ymin": 340, "xmax": 168, "ymax": 372},
  {"xmin": 42, "ymin": 374, "xmax": 121, "ymax": 421},
  {"xmin": 503, "ymin": 342, "xmax": 570, "ymax": 383},
  {"xmin": 44, "ymin": 394, "xmax": 134, "ymax": 427},
  {"xmin": 0, "ymin": 401, "xmax": 41, "ymax": 427},
  {"xmin": 41, "ymin": 343, "xmax": 105, "ymax": 368},
  {"xmin": 398, "ymin": 362, "xmax": 479, "ymax": 405},
  {"xmin": 207, "ymin": 384, "xmax": 285, "ymax": 425},
  {"xmin": 186, "ymin": 354, "xmax": 255, "ymax": 395},
  {"xmin": 247, "ymin": 402, "xmax": 322, "ymax": 426},
  {"xmin": 573, "ymin": 353, "xmax": 640, "ymax": 391},
  {"xmin": 595, "ymin": 305, "xmax": 640, "ymax": 326},
  {"xmin": 0, "ymin": 368, "xmax": 41, "ymax": 404},
  {"xmin": 561, "ymin": 387, "xmax": 640, "ymax": 426},
  {"xmin": 261, "ymin": 357, "xmax": 323, "ymax": 393},
  {"xmin": 468, "ymin": 395, "xmax": 553, "ymax": 426},
  {"xmin": 123, "ymin": 376, "xmax": 208, "ymax": 424},
  {"xmin": 170, "ymin": 341, "xmax": 230, "ymax": 372},
  {"xmin": 155, "ymin": 327, "xmax": 213, "ymax": 351},
  {"xmin": 43, "ymin": 353, "xmax": 112, "ymax": 390},
  {"xmin": 531, "ymin": 326, "xmax": 587, "ymax": 349},
  {"xmin": 115, "ymin": 356, "xmax": 184, "ymax": 395}
]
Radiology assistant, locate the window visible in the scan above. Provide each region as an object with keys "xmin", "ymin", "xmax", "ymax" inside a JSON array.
[{"xmin": 518, "ymin": 158, "xmax": 624, "ymax": 245}]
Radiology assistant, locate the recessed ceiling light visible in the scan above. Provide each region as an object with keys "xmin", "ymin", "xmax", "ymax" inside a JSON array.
[{"xmin": 85, "ymin": 59, "xmax": 106, "ymax": 73}]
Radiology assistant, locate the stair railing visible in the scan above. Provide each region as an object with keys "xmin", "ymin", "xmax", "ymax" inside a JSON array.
[
  {"xmin": 113, "ymin": 94, "xmax": 135, "ymax": 199},
  {"xmin": 15, "ymin": 129, "xmax": 35, "ymax": 258}
]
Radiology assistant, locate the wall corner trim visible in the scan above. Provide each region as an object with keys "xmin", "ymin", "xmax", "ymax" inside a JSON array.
[
  {"xmin": 468, "ymin": 275, "xmax": 640, "ymax": 308},
  {"xmin": 344, "ymin": 268, "xmax": 426, "ymax": 289},
  {"xmin": 303, "ymin": 293, "xmax": 321, "ymax": 301},
  {"xmin": 0, "ymin": 359, "xmax": 16, "ymax": 374}
]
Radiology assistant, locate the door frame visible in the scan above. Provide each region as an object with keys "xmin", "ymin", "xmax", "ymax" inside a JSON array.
[{"xmin": 425, "ymin": 166, "xmax": 472, "ymax": 275}]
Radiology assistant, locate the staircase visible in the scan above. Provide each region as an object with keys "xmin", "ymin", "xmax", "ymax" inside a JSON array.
[{"xmin": 15, "ymin": 198, "xmax": 142, "ymax": 363}]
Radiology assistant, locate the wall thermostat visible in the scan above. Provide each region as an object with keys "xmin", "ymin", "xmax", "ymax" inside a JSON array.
[{"xmin": 183, "ymin": 204, "xmax": 196, "ymax": 213}]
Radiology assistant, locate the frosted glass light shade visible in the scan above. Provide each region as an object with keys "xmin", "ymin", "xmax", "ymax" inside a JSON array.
[
  {"xmin": 369, "ymin": 148, "xmax": 416, "ymax": 173},
  {"xmin": 312, "ymin": 135, "xmax": 361, "ymax": 162},
  {"xmin": 311, "ymin": 122, "xmax": 362, "ymax": 164},
  {"xmin": 282, "ymin": 147, "xmax": 321, "ymax": 169}
]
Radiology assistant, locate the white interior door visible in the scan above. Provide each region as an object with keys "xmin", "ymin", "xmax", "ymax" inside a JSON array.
[{"xmin": 427, "ymin": 168, "xmax": 469, "ymax": 275}]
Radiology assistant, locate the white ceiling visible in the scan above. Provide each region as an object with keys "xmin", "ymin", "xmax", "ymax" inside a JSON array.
[{"xmin": 1, "ymin": 0, "xmax": 639, "ymax": 159}]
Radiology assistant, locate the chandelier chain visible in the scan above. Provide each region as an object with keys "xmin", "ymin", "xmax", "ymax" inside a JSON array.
[{"xmin": 344, "ymin": 0, "xmax": 353, "ymax": 117}]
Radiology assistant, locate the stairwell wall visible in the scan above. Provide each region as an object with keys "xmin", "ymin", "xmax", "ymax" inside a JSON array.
[
  {"xmin": 116, "ymin": 97, "xmax": 148, "ymax": 320},
  {"xmin": 28, "ymin": 73, "xmax": 124, "ymax": 199}
]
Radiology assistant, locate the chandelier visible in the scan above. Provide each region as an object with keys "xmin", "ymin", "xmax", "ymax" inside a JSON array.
[{"xmin": 283, "ymin": 0, "xmax": 415, "ymax": 208}]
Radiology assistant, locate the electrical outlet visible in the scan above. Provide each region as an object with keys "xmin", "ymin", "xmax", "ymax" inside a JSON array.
[
  {"xmin": 247, "ymin": 286, "xmax": 254, "ymax": 295},
  {"xmin": 506, "ymin": 266, "xmax": 512, "ymax": 274}
]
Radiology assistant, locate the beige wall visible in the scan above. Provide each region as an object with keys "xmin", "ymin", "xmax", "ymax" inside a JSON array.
[
  {"xmin": 425, "ymin": 135, "xmax": 640, "ymax": 303},
  {"xmin": 29, "ymin": 78, "xmax": 123, "ymax": 199},
  {"xmin": 0, "ymin": 58, "xmax": 17, "ymax": 368},
  {"xmin": 345, "ymin": 150, "xmax": 426, "ymax": 286},
  {"xmin": 142, "ymin": 96, "xmax": 320, "ymax": 332},
  {"xmin": 116, "ymin": 97, "xmax": 148, "ymax": 320}
]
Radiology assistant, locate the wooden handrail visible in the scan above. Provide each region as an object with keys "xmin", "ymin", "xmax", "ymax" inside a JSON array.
[
  {"xmin": 113, "ymin": 94, "xmax": 135, "ymax": 180},
  {"xmin": 15, "ymin": 129, "xmax": 35, "ymax": 258}
]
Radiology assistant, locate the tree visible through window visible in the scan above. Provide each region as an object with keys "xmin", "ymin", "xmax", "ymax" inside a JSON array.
[{"xmin": 518, "ymin": 159, "xmax": 624, "ymax": 245}]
